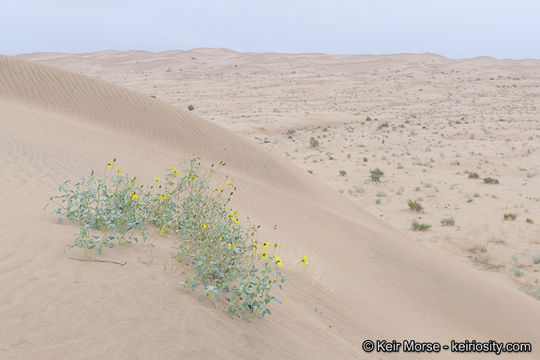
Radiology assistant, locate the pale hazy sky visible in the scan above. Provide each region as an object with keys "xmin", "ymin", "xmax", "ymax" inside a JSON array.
[{"xmin": 2, "ymin": 0, "xmax": 539, "ymax": 59}]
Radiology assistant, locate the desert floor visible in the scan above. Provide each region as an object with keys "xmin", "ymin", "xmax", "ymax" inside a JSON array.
[{"xmin": 0, "ymin": 50, "xmax": 538, "ymax": 359}]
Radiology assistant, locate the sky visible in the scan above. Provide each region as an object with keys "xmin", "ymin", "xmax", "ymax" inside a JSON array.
[{"xmin": 1, "ymin": 0, "xmax": 539, "ymax": 59}]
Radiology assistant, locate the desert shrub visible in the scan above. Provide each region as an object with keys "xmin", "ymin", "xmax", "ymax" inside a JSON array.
[
  {"xmin": 511, "ymin": 267, "xmax": 524, "ymax": 278},
  {"xmin": 47, "ymin": 158, "xmax": 297, "ymax": 321},
  {"xmin": 483, "ymin": 177, "xmax": 499, "ymax": 184},
  {"xmin": 503, "ymin": 213, "xmax": 517, "ymax": 221},
  {"xmin": 520, "ymin": 286, "xmax": 540, "ymax": 301},
  {"xmin": 407, "ymin": 200, "xmax": 423, "ymax": 212},
  {"xmin": 187, "ymin": 104, "xmax": 195, "ymax": 111},
  {"xmin": 309, "ymin": 137, "xmax": 319, "ymax": 148},
  {"xmin": 526, "ymin": 218, "xmax": 534, "ymax": 224},
  {"xmin": 339, "ymin": 170, "xmax": 347, "ymax": 176},
  {"xmin": 411, "ymin": 221, "xmax": 431, "ymax": 231},
  {"xmin": 440, "ymin": 218, "xmax": 455, "ymax": 226},
  {"xmin": 377, "ymin": 122, "xmax": 389, "ymax": 130},
  {"xmin": 468, "ymin": 172, "xmax": 480, "ymax": 179},
  {"xmin": 532, "ymin": 254, "xmax": 540, "ymax": 265},
  {"xmin": 370, "ymin": 168, "xmax": 384, "ymax": 182}
]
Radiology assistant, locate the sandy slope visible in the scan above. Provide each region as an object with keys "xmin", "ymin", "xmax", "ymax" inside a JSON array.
[{"xmin": 1, "ymin": 54, "xmax": 539, "ymax": 359}]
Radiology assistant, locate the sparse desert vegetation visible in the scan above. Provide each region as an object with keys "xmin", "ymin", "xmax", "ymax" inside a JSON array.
[
  {"xmin": 370, "ymin": 168, "xmax": 384, "ymax": 182},
  {"xmin": 483, "ymin": 177, "xmax": 499, "ymax": 184},
  {"xmin": 440, "ymin": 217, "xmax": 455, "ymax": 226},
  {"xmin": 407, "ymin": 199, "xmax": 423, "ymax": 212},
  {"xmin": 504, "ymin": 213, "xmax": 517, "ymax": 221},
  {"xmin": 411, "ymin": 221, "xmax": 431, "ymax": 231},
  {"xmin": 47, "ymin": 159, "xmax": 298, "ymax": 321}
]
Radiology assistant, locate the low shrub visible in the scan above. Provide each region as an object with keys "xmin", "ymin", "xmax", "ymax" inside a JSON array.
[
  {"xmin": 503, "ymin": 213, "xmax": 517, "ymax": 221},
  {"xmin": 483, "ymin": 177, "xmax": 499, "ymax": 184},
  {"xmin": 46, "ymin": 158, "xmax": 299, "ymax": 321},
  {"xmin": 407, "ymin": 200, "xmax": 423, "ymax": 212},
  {"xmin": 411, "ymin": 221, "xmax": 431, "ymax": 231},
  {"xmin": 440, "ymin": 218, "xmax": 455, "ymax": 226},
  {"xmin": 370, "ymin": 168, "xmax": 384, "ymax": 182}
]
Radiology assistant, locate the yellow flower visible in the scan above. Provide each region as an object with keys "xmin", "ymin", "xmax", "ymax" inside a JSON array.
[
  {"xmin": 159, "ymin": 194, "xmax": 167, "ymax": 202},
  {"xmin": 107, "ymin": 162, "xmax": 113, "ymax": 168},
  {"xmin": 300, "ymin": 255, "xmax": 309, "ymax": 266},
  {"xmin": 275, "ymin": 256, "xmax": 283, "ymax": 267},
  {"xmin": 261, "ymin": 242, "xmax": 270, "ymax": 249},
  {"xmin": 226, "ymin": 180, "xmax": 232, "ymax": 188},
  {"xmin": 229, "ymin": 209, "xmax": 240, "ymax": 224},
  {"xmin": 189, "ymin": 175, "xmax": 197, "ymax": 182},
  {"xmin": 130, "ymin": 191, "xmax": 139, "ymax": 200},
  {"xmin": 172, "ymin": 167, "xmax": 178, "ymax": 176},
  {"xmin": 261, "ymin": 251, "xmax": 268, "ymax": 259},
  {"xmin": 228, "ymin": 242, "xmax": 234, "ymax": 250},
  {"xmin": 252, "ymin": 241, "xmax": 258, "ymax": 250},
  {"xmin": 154, "ymin": 177, "xmax": 160, "ymax": 183},
  {"xmin": 200, "ymin": 223, "xmax": 207, "ymax": 230},
  {"xmin": 160, "ymin": 224, "xmax": 166, "ymax": 236},
  {"xmin": 116, "ymin": 168, "xmax": 123, "ymax": 174},
  {"xmin": 273, "ymin": 242, "xmax": 281, "ymax": 248}
]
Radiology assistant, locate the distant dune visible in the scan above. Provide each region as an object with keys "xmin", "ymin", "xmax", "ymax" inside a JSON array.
[{"xmin": 1, "ymin": 53, "xmax": 539, "ymax": 359}]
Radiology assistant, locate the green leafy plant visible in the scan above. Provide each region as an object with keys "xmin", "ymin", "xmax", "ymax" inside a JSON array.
[
  {"xmin": 411, "ymin": 221, "xmax": 431, "ymax": 231},
  {"xmin": 377, "ymin": 122, "xmax": 389, "ymax": 130},
  {"xmin": 370, "ymin": 168, "xmax": 384, "ymax": 182},
  {"xmin": 440, "ymin": 218, "xmax": 455, "ymax": 226},
  {"xmin": 504, "ymin": 213, "xmax": 517, "ymax": 221},
  {"xmin": 309, "ymin": 137, "xmax": 319, "ymax": 148},
  {"xmin": 511, "ymin": 267, "xmax": 524, "ymax": 278},
  {"xmin": 46, "ymin": 158, "xmax": 300, "ymax": 321},
  {"xmin": 407, "ymin": 200, "xmax": 423, "ymax": 212},
  {"xmin": 483, "ymin": 177, "xmax": 499, "ymax": 184}
]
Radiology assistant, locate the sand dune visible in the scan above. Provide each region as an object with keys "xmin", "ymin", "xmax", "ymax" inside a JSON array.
[
  {"xmin": 26, "ymin": 49, "xmax": 540, "ymax": 298},
  {"xmin": 1, "ymin": 54, "xmax": 539, "ymax": 359}
]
